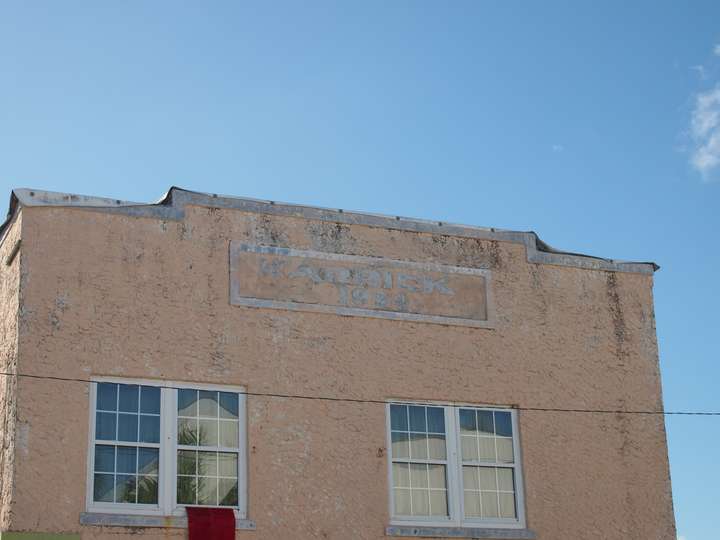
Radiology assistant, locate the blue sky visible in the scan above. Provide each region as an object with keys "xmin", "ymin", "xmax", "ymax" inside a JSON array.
[{"xmin": 1, "ymin": 2, "xmax": 718, "ymax": 538}]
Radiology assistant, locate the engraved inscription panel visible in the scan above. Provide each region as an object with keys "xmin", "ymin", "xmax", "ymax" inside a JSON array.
[{"xmin": 229, "ymin": 243, "xmax": 492, "ymax": 327}]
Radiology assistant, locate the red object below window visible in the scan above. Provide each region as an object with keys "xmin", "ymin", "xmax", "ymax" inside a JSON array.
[{"xmin": 187, "ymin": 507, "xmax": 235, "ymax": 540}]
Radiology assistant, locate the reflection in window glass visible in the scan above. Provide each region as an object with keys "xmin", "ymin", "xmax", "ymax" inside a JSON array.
[
  {"xmin": 93, "ymin": 442, "xmax": 159, "ymax": 505},
  {"xmin": 459, "ymin": 409, "xmax": 514, "ymax": 463},
  {"xmin": 458, "ymin": 408, "xmax": 517, "ymax": 521},
  {"xmin": 92, "ymin": 382, "xmax": 161, "ymax": 505},
  {"xmin": 177, "ymin": 450, "xmax": 239, "ymax": 507},
  {"xmin": 389, "ymin": 404, "xmax": 449, "ymax": 518},
  {"xmin": 91, "ymin": 381, "xmax": 244, "ymax": 513},
  {"xmin": 389, "ymin": 404, "xmax": 521, "ymax": 525},
  {"xmin": 462, "ymin": 466, "xmax": 516, "ymax": 519},
  {"xmin": 177, "ymin": 388, "xmax": 241, "ymax": 507},
  {"xmin": 140, "ymin": 386, "xmax": 161, "ymax": 414}
]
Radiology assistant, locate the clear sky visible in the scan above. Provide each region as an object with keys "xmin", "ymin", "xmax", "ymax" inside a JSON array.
[{"xmin": 1, "ymin": 2, "xmax": 718, "ymax": 538}]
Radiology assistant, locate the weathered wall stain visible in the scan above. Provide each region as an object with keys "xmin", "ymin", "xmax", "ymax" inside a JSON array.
[
  {"xmin": 605, "ymin": 272, "xmax": 628, "ymax": 369},
  {"xmin": 249, "ymin": 214, "xmax": 289, "ymax": 247},
  {"xmin": 306, "ymin": 222, "xmax": 356, "ymax": 253}
]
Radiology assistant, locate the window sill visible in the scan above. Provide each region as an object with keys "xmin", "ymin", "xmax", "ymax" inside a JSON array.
[
  {"xmin": 79, "ymin": 512, "xmax": 256, "ymax": 530},
  {"xmin": 385, "ymin": 525, "xmax": 536, "ymax": 539}
]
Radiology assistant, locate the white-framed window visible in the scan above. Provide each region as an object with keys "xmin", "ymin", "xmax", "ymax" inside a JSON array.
[
  {"xmin": 86, "ymin": 378, "xmax": 247, "ymax": 518},
  {"xmin": 386, "ymin": 401, "xmax": 526, "ymax": 529}
]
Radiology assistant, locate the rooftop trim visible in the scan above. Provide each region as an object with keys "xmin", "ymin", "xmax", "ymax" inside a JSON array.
[{"xmin": 0, "ymin": 186, "xmax": 658, "ymax": 274}]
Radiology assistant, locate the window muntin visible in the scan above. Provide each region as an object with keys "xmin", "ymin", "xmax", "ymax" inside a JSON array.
[
  {"xmin": 388, "ymin": 403, "xmax": 524, "ymax": 528},
  {"xmin": 88, "ymin": 379, "xmax": 245, "ymax": 517}
]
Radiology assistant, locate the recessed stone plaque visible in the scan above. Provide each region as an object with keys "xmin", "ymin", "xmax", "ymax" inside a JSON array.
[{"xmin": 229, "ymin": 243, "xmax": 492, "ymax": 328}]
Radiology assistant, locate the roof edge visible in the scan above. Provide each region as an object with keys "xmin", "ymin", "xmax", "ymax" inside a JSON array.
[{"xmin": 0, "ymin": 186, "xmax": 659, "ymax": 274}]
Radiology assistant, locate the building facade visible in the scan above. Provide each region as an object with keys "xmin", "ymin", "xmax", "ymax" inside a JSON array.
[{"xmin": 0, "ymin": 187, "xmax": 675, "ymax": 539}]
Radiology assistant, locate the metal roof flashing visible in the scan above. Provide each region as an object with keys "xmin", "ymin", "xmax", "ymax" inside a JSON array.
[{"xmin": 0, "ymin": 187, "xmax": 658, "ymax": 274}]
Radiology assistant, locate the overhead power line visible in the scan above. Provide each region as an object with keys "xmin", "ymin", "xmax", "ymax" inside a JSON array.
[{"xmin": 0, "ymin": 370, "xmax": 717, "ymax": 416}]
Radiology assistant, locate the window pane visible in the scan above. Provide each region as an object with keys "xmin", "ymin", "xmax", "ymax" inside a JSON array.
[
  {"xmin": 198, "ymin": 476, "xmax": 218, "ymax": 505},
  {"xmin": 96, "ymin": 412, "xmax": 116, "ymax": 440},
  {"xmin": 478, "ymin": 411, "xmax": 494, "ymax": 435},
  {"xmin": 495, "ymin": 412, "xmax": 512, "ymax": 437},
  {"xmin": 409, "ymin": 464, "xmax": 428, "ymax": 489},
  {"xmin": 218, "ymin": 452, "xmax": 238, "ymax": 477},
  {"xmin": 198, "ymin": 451, "xmax": 218, "ymax": 476},
  {"xmin": 178, "ymin": 417, "xmax": 198, "ymax": 445},
  {"xmin": 219, "ymin": 392, "xmax": 239, "ymax": 419},
  {"xmin": 115, "ymin": 475, "xmax": 137, "ymax": 503},
  {"xmin": 177, "ymin": 450, "xmax": 197, "ymax": 475},
  {"xmin": 463, "ymin": 466, "xmax": 479, "ymax": 490},
  {"xmin": 459, "ymin": 409, "xmax": 477, "ymax": 433},
  {"xmin": 140, "ymin": 386, "xmax": 160, "ymax": 414},
  {"xmin": 393, "ymin": 488, "xmax": 411, "ymax": 515},
  {"xmin": 137, "ymin": 475, "xmax": 158, "ymax": 504},
  {"xmin": 177, "ymin": 476, "xmax": 196, "ymax": 504},
  {"xmin": 94, "ymin": 473, "xmax": 115, "ymax": 502},
  {"xmin": 426, "ymin": 407, "xmax": 445, "ymax": 434},
  {"xmin": 478, "ymin": 437, "xmax": 496, "ymax": 461},
  {"xmin": 390, "ymin": 405, "xmax": 408, "ymax": 431},
  {"xmin": 461, "ymin": 435, "xmax": 478, "ymax": 461},
  {"xmin": 198, "ymin": 391, "xmax": 219, "ymax": 418},
  {"xmin": 391, "ymin": 432, "xmax": 409, "ymax": 459},
  {"xmin": 138, "ymin": 448, "xmax": 159, "ymax": 475},
  {"xmin": 497, "ymin": 438, "xmax": 514, "ymax": 463},
  {"xmin": 117, "ymin": 446, "xmax": 137, "ymax": 474},
  {"xmin": 119, "ymin": 385, "xmax": 139, "ymax": 413},
  {"xmin": 97, "ymin": 383, "xmax": 117, "ymax": 411},
  {"xmin": 94, "ymin": 445, "xmax": 115, "ymax": 473},
  {"xmin": 499, "ymin": 493, "xmax": 517, "ymax": 518},
  {"xmin": 428, "ymin": 434, "xmax": 446, "ymax": 460},
  {"xmin": 392, "ymin": 463, "xmax": 410, "ymax": 488},
  {"xmin": 478, "ymin": 467, "xmax": 497, "ymax": 490},
  {"xmin": 219, "ymin": 478, "xmax": 238, "ymax": 506},
  {"xmin": 481, "ymin": 492, "xmax": 499, "ymax": 518},
  {"xmin": 219, "ymin": 420, "xmax": 239, "ymax": 448},
  {"xmin": 429, "ymin": 490, "xmax": 448, "ymax": 516},
  {"xmin": 408, "ymin": 406, "xmax": 426, "ymax": 432},
  {"xmin": 199, "ymin": 419, "xmax": 219, "ymax": 446},
  {"xmin": 497, "ymin": 468, "xmax": 514, "ymax": 491},
  {"xmin": 178, "ymin": 389, "xmax": 197, "ymax": 417},
  {"xmin": 118, "ymin": 413, "xmax": 139, "ymax": 442},
  {"xmin": 139, "ymin": 415, "xmax": 160, "ymax": 443},
  {"xmin": 409, "ymin": 433, "xmax": 428, "ymax": 459},
  {"xmin": 428, "ymin": 465, "xmax": 446, "ymax": 489},
  {"xmin": 411, "ymin": 489, "xmax": 429, "ymax": 515},
  {"xmin": 464, "ymin": 491, "xmax": 481, "ymax": 517}
]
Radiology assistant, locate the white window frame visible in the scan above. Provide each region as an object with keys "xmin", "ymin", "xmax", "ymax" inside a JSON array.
[
  {"xmin": 85, "ymin": 377, "xmax": 248, "ymax": 519},
  {"xmin": 386, "ymin": 400, "xmax": 526, "ymax": 530}
]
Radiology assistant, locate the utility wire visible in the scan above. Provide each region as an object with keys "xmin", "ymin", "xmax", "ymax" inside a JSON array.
[{"xmin": 0, "ymin": 370, "xmax": 717, "ymax": 416}]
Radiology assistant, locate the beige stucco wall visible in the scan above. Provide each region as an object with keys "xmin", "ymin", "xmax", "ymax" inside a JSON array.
[
  {"xmin": 4, "ymin": 204, "xmax": 675, "ymax": 539},
  {"xmin": 0, "ymin": 213, "xmax": 21, "ymax": 531}
]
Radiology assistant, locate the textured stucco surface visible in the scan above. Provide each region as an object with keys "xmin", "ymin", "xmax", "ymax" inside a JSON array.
[
  {"xmin": 1, "ymin": 534, "xmax": 80, "ymax": 540},
  {"xmin": 3, "ymin": 204, "xmax": 675, "ymax": 539},
  {"xmin": 0, "ymin": 214, "xmax": 21, "ymax": 531}
]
